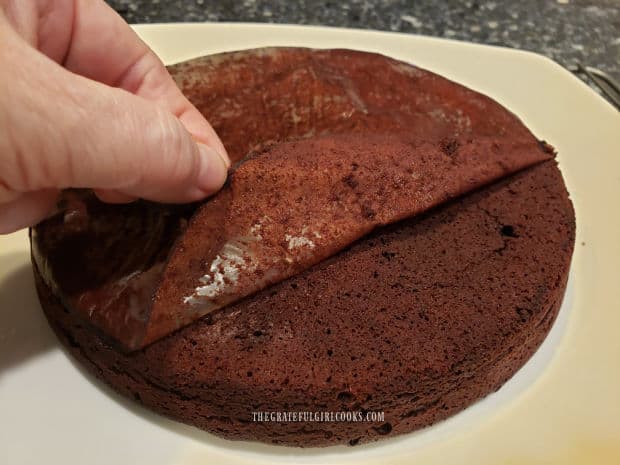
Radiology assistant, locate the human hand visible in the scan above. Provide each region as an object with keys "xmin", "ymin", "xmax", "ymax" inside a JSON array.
[{"xmin": 0, "ymin": 0, "xmax": 230, "ymax": 234}]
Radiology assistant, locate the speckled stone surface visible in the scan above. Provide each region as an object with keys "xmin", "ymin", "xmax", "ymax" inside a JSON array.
[{"xmin": 106, "ymin": 0, "xmax": 619, "ymax": 104}]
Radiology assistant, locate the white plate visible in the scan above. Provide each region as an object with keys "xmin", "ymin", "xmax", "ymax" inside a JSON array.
[{"xmin": 1, "ymin": 23, "xmax": 619, "ymax": 465}]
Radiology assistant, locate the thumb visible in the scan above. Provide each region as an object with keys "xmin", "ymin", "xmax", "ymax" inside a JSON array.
[
  {"xmin": 52, "ymin": 72, "xmax": 229, "ymax": 203},
  {"xmin": 2, "ymin": 46, "xmax": 228, "ymax": 205},
  {"xmin": 0, "ymin": 24, "xmax": 230, "ymax": 234}
]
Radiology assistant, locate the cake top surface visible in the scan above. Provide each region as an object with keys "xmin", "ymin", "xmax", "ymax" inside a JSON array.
[{"xmin": 32, "ymin": 47, "xmax": 554, "ymax": 351}]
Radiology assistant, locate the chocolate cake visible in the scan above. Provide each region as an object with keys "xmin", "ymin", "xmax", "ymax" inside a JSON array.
[{"xmin": 30, "ymin": 48, "xmax": 575, "ymax": 446}]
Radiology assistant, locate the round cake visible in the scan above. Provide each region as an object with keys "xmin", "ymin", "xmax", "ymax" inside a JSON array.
[{"xmin": 30, "ymin": 48, "xmax": 575, "ymax": 447}]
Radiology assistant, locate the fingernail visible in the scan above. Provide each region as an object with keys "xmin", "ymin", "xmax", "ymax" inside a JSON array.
[
  {"xmin": 217, "ymin": 148, "xmax": 232, "ymax": 169},
  {"xmin": 191, "ymin": 135, "xmax": 231, "ymax": 168},
  {"xmin": 197, "ymin": 143, "xmax": 228, "ymax": 194}
]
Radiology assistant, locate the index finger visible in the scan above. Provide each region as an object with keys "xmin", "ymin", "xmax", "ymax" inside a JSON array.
[{"xmin": 60, "ymin": 0, "xmax": 229, "ymax": 164}]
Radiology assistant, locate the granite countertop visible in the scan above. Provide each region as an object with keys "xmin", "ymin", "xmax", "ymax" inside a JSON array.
[{"xmin": 106, "ymin": 0, "xmax": 619, "ymax": 105}]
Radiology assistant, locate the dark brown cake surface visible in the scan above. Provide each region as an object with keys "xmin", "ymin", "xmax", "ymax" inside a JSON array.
[
  {"xmin": 31, "ymin": 47, "xmax": 556, "ymax": 351},
  {"xmin": 30, "ymin": 47, "xmax": 575, "ymax": 447}
]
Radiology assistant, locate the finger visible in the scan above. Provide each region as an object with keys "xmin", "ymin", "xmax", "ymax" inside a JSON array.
[
  {"xmin": 50, "ymin": 74, "xmax": 229, "ymax": 202},
  {"xmin": 0, "ymin": 189, "xmax": 58, "ymax": 234},
  {"xmin": 60, "ymin": 0, "xmax": 229, "ymax": 166},
  {"xmin": 2, "ymin": 0, "xmax": 229, "ymax": 166},
  {"xmin": 2, "ymin": 42, "xmax": 228, "ymax": 204}
]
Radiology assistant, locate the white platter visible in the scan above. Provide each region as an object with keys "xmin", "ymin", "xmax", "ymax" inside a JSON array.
[{"xmin": 1, "ymin": 23, "xmax": 619, "ymax": 465}]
